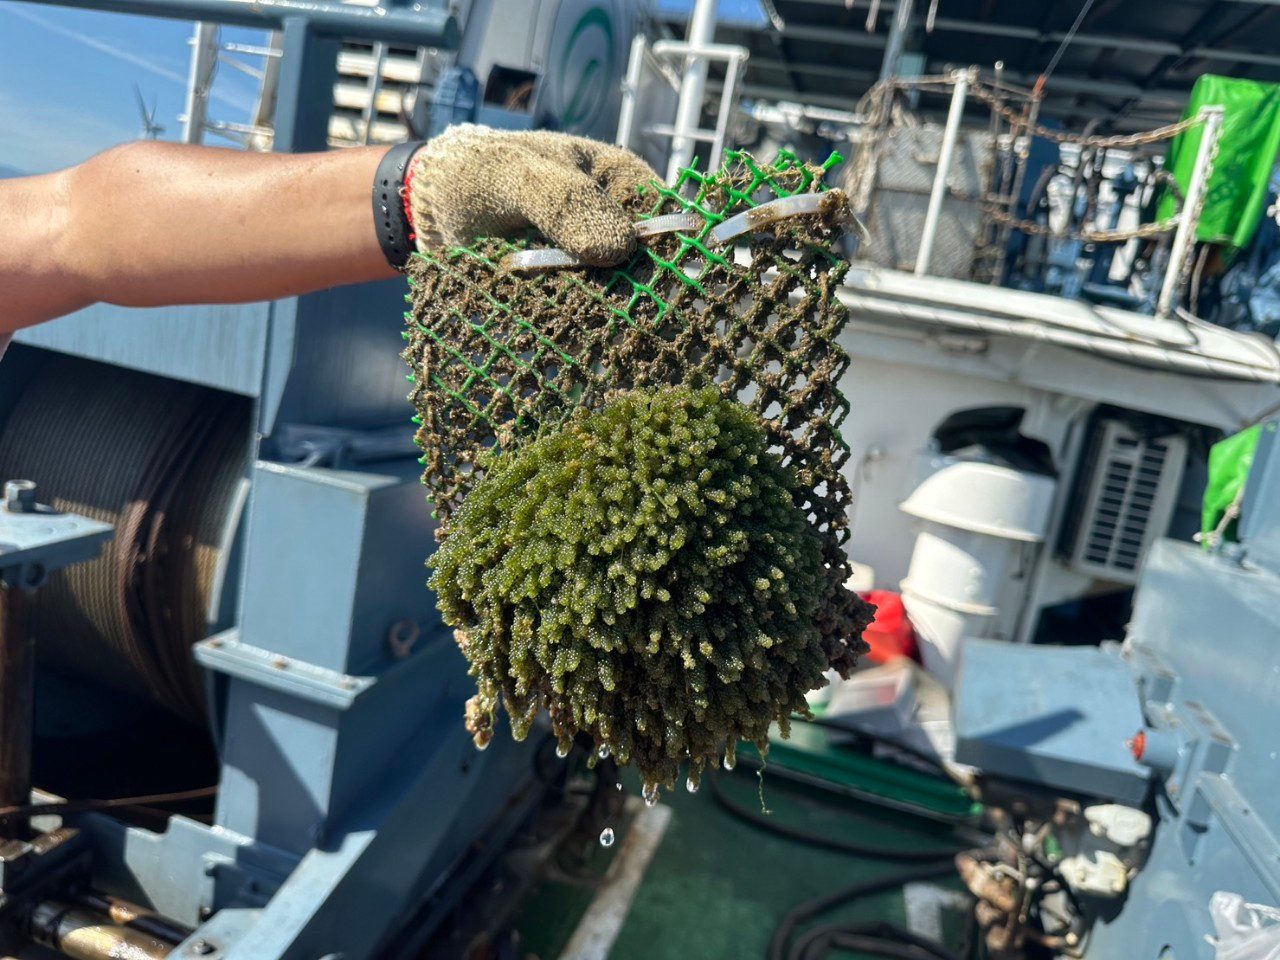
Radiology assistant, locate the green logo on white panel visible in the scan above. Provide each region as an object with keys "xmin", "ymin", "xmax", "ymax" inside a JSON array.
[{"xmin": 556, "ymin": 6, "xmax": 615, "ymax": 132}]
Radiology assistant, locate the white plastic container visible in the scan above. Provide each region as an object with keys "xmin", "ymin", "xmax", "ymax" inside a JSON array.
[{"xmin": 898, "ymin": 458, "xmax": 1056, "ymax": 686}]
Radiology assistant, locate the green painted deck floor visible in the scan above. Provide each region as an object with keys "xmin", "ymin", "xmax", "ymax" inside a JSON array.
[{"xmin": 516, "ymin": 738, "xmax": 971, "ymax": 960}]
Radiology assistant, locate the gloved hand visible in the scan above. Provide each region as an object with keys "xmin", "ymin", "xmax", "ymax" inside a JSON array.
[{"xmin": 407, "ymin": 125, "xmax": 659, "ymax": 267}]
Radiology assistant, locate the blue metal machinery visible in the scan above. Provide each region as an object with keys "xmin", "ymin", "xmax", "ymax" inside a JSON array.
[
  {"xmin": 955, "ymin": 640, "xmax": 1152, "ymax": 806},
  {"xmin": 953, "ymin": 421, "xmax": 1280, "ymax": 958},
  {"xmin": 1088, "ymin": 421, "xmax": 1280, "ymax": 959},
  {"xmin": 0, "ymin": 2, "xmax": 640, "ymax": 957}
]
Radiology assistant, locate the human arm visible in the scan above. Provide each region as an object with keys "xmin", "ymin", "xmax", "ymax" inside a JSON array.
[
  {"xmin": 0, "ymin": 129, "xmax": 658, "ymax": 334},
  {"xmin": 1, "ymin": 141, "xmax": 394, "ymax": 333}
]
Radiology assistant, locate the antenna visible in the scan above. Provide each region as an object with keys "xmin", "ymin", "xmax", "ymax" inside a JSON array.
[{"xmin": 133, "ymin": 83, "xmax": 165, "ymax": 140}]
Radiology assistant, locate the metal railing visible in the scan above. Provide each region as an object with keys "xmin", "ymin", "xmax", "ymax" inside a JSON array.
[
  {"xmin": 894, "ymin": 67, "xmax": 1225, "ymax": 317},
  {"xmin": 29, "ymin": 0, "xmax": 455, "ymax": 44},
  {"xmin": 616, "ymin": 0, "xmax": 748, "ymax": 182}
]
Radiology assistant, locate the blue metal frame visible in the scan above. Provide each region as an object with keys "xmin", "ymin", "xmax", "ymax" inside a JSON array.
[
  {"xmin": 69, "ymin": 460, "xmax": 540, "ymax": 960},
  {"xmin": 1080, "ymin": 424, "xmax": 1280, "ymax": 958},
  {"xmin": 28, "ymin": 0, "xmax": 458, "ymax": 46},
  {"xmin": 4, "ymin": 4, "xmax": 550, "ymax": 957}
]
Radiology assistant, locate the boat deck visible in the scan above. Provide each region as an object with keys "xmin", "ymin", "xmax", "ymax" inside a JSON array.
[{"xmin": 515, "ymin": 725, "xmax": 975, "ymax": 959}]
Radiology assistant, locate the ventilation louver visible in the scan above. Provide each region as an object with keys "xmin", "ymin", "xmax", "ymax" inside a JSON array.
[{"xmin": 1066, "ymin": 420, "xmax": 1187, "ymax": 583}]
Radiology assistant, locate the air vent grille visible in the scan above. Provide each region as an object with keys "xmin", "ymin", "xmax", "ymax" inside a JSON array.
[{"xmin": 1068, "ymin": 422, "xmax": 1186, "ymax": 583}]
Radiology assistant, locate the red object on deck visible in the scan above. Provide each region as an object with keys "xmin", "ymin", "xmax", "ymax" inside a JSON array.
[{"xmin": 859, "ymin": 590, "xmax": 919, "ymax": 663}]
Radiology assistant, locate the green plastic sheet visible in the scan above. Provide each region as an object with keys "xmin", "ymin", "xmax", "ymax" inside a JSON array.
[
  {"xmin": 1202, "ymin": 424, "xmax": 1263, "ymax": 543},
  {"xmin": 1157, "ymin": 74, "xmax": 1280, "ymax": 250}
]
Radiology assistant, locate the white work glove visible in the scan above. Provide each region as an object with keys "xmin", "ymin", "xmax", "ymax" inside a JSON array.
[{"xmin": 407, "ymin": 125, "xmax": 660, "ymax": 267}]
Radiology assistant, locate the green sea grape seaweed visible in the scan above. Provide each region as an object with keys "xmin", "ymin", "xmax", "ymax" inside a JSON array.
[{"xmin": 428, "ymin": 388, "xmax": 828, "ymax": 797}]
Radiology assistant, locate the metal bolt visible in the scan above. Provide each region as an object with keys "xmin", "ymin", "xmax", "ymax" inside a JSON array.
[
  {"xmin": 3, "ymin": 481, "xmax": 36, "ymax": 514},
  {"xmin": 191, "ymin": 939, "xmax": 217, "ymax": 956}
]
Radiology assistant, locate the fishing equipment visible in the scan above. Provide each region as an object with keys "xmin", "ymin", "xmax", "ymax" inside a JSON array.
[{"xmin": 403, "ymin": 150, "xmax": 874, "ymax": 792}]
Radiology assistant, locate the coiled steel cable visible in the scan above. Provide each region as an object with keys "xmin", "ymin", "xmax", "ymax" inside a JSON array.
[{"xmin": 0, "ymin": 356, "xmax": 250, "ymax": 721}]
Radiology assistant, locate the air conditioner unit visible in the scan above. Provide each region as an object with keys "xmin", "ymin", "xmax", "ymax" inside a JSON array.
[{"xmin": 1064, "ymin": 419, "xmax": 1187, "ymax": 584}]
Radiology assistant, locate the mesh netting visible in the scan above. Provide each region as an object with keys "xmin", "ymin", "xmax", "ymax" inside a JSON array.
[{"xmin": 402, "ymin": 150, "xmax": 873, "ymax": 672}]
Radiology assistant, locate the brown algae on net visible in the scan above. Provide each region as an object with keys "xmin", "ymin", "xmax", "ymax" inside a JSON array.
[{"xmin": 403, "ymin": 149, "xmax": 875, "ymax": 797}]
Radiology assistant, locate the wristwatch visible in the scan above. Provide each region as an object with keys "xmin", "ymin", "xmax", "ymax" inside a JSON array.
[{"xmin": 372, "ymin": 140, "xmax": 426, "ymax": 270}]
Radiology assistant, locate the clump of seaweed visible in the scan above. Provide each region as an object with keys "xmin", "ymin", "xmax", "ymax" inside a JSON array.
[{"xmin": 429, "ymin": 387, "xmax": 828, "ymax": 798}]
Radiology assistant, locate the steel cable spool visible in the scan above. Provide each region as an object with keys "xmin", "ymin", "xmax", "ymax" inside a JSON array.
[{"xmin": 0, "ymin": 356, "xmax": 250, "ymax": 722}]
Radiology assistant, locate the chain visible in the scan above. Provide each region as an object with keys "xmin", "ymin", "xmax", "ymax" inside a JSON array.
[
  {"xmin": 983, "ymin": 206, "xmax": 1182, "ymax": 243},
  {"xmin": 964, "ymin": 80, "xmax": 1203, "ymax": 147},
  {"xmin": 971, "ymin": 83, "xmax": 1204, "ymax": 148},
  {"xmin": 852, "ymin": 73, "xmax": 1210, "ymax": 254},
  {"xmin": 874, "ymin": 75, "xmax": 1205, "ymax": 150}
]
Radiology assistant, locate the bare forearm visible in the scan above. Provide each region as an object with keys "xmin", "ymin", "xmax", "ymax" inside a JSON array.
[{"xmin": 1, "ymin": 142, "xmax": 397, "ymax": 333}]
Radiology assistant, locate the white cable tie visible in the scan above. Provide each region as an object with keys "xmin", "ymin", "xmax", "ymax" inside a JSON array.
[{"xmin": 501, "ymin": 192, "xmax": 857, "ymax": 272}]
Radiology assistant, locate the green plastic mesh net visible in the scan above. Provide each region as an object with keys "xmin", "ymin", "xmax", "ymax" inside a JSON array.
[{"xmin": 402, "ymin": 150, "xmax": 874, "ymax": 785}]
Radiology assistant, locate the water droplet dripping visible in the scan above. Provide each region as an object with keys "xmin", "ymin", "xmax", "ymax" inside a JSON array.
[
  {"xmin": 555, "ymin": 743, "xmax": 570, "ymax": 758},
  {"xmin": 642, "ymin": 783, "xmax": 659, "ymax": 807},
  {"xmin": 686, "ymin": 777, "xmax": 700, "ymax": 794},
  {"xmin": 599, "ymin": 827, "xmax": 615, "ymax": 847},
  {"xmin": 615, "ymin": 782, "xmax": 623, "ymax": 791},
  {"xmin": 722, "ymin": 754, "xmax": 735, "ymax": 771},
  {"xmin": 598, "ymin": 745, "xmax": 610, "ymax": 759}
]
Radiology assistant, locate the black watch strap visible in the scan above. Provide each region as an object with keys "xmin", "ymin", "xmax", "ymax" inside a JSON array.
[{"xmin": 373, "ymin": 140, "xmax": 425, "ymax": 270}]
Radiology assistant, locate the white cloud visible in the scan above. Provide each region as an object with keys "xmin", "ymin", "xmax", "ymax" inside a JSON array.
[{"xmin": 0, "ymin": 5, "xmax": 256, "ymax": 112}]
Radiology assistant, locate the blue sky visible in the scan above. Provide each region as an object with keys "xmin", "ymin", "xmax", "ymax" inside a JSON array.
[
  {"xmin": 657, "ymin": 0, "xmax": 764, "ymax": 24},
  {"xmin": 0, "ymin": 2, "xmax": 268, "ymax": 173},
  {"xmin": 0, "ymin": 0, "xmax": 763, "ymax": 175}
]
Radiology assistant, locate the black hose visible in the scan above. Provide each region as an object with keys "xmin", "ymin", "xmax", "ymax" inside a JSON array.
[
  {"xmin": 804, "ymin": 936, "xmax": 935, "ymax": 960},
  {"xmin": 728, "ymin": 752, "xmax": 976, "ymax": 828},
  {"xmin": 793, "ymin": 920, "xmax": 961, "ymax": 960},
  {"xmin": 768, "ymin": 864, "xmax": 960, "ymax": 960},
  {"xmin": 708, "ymin": 773, "xmax": 964, "ymax": 862},
  {"xmin": 712, "ymin": 766, "xmax": 973, "ymax": 960}
]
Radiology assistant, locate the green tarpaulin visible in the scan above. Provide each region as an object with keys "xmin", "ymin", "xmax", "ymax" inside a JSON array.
[
  {"xmin": 1157, "ymin": 74, "xmax": 1280, "ymax": 251},
  {"xmin": 1202, "ymin": 424, "xmax": 1264, "ymax": 543}
]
